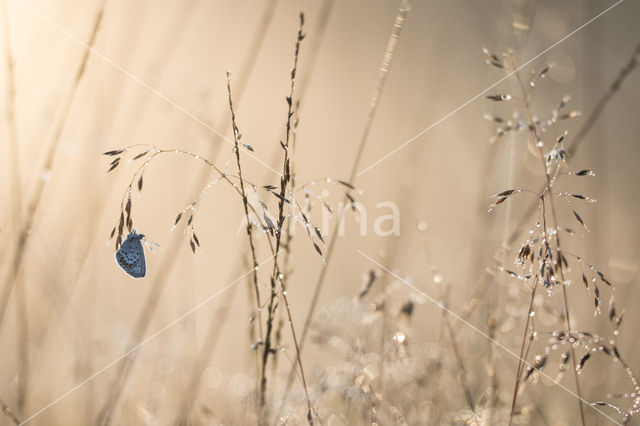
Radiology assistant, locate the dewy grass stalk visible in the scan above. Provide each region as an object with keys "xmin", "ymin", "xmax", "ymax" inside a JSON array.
[
  {"xmin": 3, "ymin": 0, "xmax": 27, "ymax": 415},
  {"xmin": 283, "ymin": 0, "xmax": 411, "ymax": 404},
  {"xmin": 484, "ymin": 49, "xmax": 640, "ymax": 425},
  {"xmin": 227, "ymin": 71, "xmax": 264, "ymax": 343},
  {"xmin": 510, "ymin": 56, "xmax": 585, "ymax": 425},
  {"xmin": 259, "ymin": 13, "xmax": 315, "ymax": 423}
]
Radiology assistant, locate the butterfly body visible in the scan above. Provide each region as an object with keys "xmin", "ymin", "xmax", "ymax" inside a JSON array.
[{"xmin": 115, "ymin": 232, "xmax": 146, "ymax": 278}]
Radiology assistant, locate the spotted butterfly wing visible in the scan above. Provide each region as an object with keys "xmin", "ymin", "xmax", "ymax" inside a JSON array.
[{"xmin": 115, "ymin": 232, "xmax": 146, "ymax": 278}]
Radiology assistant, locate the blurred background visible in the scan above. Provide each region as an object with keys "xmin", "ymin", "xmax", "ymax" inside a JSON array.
[{"xmin": 1, "ymin": 0, "xmax": 639, "ymax": 424}]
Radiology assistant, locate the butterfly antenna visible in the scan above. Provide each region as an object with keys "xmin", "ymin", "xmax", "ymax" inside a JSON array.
[{"xmin": 143, "ymin": 238, "xmax": 161, "ymax": 253}]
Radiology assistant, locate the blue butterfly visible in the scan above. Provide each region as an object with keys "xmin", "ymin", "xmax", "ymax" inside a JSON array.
[{"xmin": 115, "ymin": 231, "xmax": 146, "ymax": 278}]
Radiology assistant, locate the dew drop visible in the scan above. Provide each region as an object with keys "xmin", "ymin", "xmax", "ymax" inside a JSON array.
[
  {"xmin": 393, "ymin": 331, "xmax": 406, "ymax": 343},
  {"xmin": 41, "ymin": 169, "xmax": 52, "ymax": 181}
]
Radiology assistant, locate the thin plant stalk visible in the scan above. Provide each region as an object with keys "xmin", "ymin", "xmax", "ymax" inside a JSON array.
[
  {"xmin": 510, "ymin": 197, "xmax": 549, "ymax": 422},
  {"xmin": 0, "ymin": 1, "xmax": 104, "ymax": 417},
  {"xmin": 568, "ymin": 39, "xmax": 640, "ymax": 158},
  {"xmin": 444, "ymin": 316, "xmax": 475, "ymax": 411},
  {"xmin": 508, "ymin": 59, "xmax": 586, "ymax": 425},
  {"xmin": 426, "ymin": 246, "xmax": 475, "ymax": 415},
  {"xmin": 510, "ymin": 197, "xmax": 548, "ymax": 416},
  {"xmin": 226, "ymin": 72, "xmax": 270, "ymax": 421},
  {"xmin": 0, "ymin": 396, "xmax": 20, "ymax": 425},
  {"xmin": 227, "ymin": 71, "xmax": 264, "ymax": 341},
  {"xmin": 283, "ymin": 0, "xmax": 411, "ymax": 401},
  {"xmin": 2, "ymin": 0, "xmax": 29, "ymax": 415},
  {"xmin": 509, "ymin": 258, "xmax": 539, "ymax": 420},
  {"xmin": 259, "ymin": 6, "xmax": 335, "ymax": 386},
  {"xmin": 0, "ymin": 0, "xmax": 106, "ymax": 329},
  {"xmin": 260, "ymin": 14, "xmax": 314, "ymax": 424},
  {"xmin": 280, "ymin": 103, "xmax": 299, "ymax": 294},
  {"xmin": 3, "ymin": 0, "xmax": 21, "ymax": 279},
  {"xmin": 486, "ymin": 299, "xmax": 499, "ymax": 422}
]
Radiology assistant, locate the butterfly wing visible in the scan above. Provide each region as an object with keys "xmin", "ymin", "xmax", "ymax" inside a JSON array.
[{"xmin": 115, "ymin": 236, "xmax": 146, "ymax": 278}]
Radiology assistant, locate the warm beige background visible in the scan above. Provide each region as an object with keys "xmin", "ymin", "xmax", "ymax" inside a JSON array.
[{"xmin": 1, "ymin": 0, "xmax": 640, "ymax": 424}]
